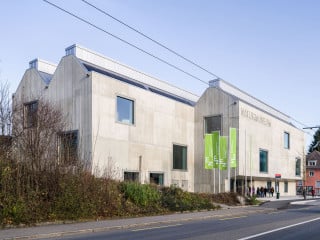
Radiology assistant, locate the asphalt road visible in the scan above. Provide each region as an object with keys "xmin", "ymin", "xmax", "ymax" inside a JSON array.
[{"xmin": 39, "ymin": 199, "xmax": 320, "ymax": 240}]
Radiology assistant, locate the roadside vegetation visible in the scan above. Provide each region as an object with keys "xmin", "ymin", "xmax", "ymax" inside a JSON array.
[{"xmin": 0, "ymin": 157, "xmax": 249, "ymax": 227}]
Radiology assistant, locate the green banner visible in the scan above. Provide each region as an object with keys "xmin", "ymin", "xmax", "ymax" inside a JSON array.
[
  {"xmin": 219, "ymin": 136, "xmax": 228, "ymax": 170},
  {"xmin": 204, "ymin": 134, "xmax": 213, "ymax": 169},
  {"xmin": 230, "ymin": 128, "xmax": 237, "ymax": 168},
  {"xmin": 212, "ymin": 131, "xmax": 220, "ymax": 169}
]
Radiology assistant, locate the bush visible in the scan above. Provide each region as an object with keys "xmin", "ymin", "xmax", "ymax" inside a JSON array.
[
  {"xmin": 160, "ymin": 186, "xmax": 214, "ymax": 212},
  {"xmin": 120, "ymin": 182, "xmax": 161, "ymax": 213}
]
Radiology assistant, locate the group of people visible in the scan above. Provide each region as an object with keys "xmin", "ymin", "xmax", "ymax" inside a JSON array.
[{"xmin": 246, "ymin": 186, "xmax": 275, "ymax": 197}]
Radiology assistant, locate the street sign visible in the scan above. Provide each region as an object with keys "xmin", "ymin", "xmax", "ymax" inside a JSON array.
[{"xmin": 275, "ymin": 173, "xmax": 281, "ymax": 179}]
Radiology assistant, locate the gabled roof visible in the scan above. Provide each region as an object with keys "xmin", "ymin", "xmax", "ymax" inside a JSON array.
[
  {"xmin": 65, "ymin": 44, "xmax": 199, "ymax": 106},
  {"xmin": 306, "ymin": 150, "xmax": 320, "ymax": 169},
  {"xmin": 306, "ymin": 150, "xmax": 320, "ymax": 161}
]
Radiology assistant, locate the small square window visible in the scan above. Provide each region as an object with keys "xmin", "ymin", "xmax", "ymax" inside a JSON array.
[
  {"xmin": 124, "ymin": 172, "xmax": 139, "ymax": 182},
  {"xmin": 173, "ymin": 144, "xmax": 187, "ymax": 170},
  {"xmin": 117, "ymin": 96, "xmax": 134, "ymax": 125},
  {"xmin": 150, "ymin": 173, "xmax": 164, "ymax": 185},
  {"xmin": 204, "ymin": 115, "xmax": 222, "ymax": 134},
  {"xmin": 309, "ymin": 171, "xmax": 314, "ymax": 177},
  {"xmin": 284, "ymin": 132, "xmax": 290, "ymax": 149}
]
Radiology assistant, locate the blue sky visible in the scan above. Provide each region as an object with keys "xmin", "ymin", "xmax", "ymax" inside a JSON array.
[{"xmin": 1, "ymin": 0, "xmax": 319, "ymax": 147}]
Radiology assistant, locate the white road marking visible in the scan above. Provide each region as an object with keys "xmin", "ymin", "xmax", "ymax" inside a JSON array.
[
  {"xmin": 131, "ymin": 223, "xmax": 182, "ymax": 232},
  {"xmin": 238, "ymin": 217, "xmax": 320, "ymax": 240}
]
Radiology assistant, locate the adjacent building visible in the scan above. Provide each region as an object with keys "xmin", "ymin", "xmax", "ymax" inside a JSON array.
[
  {"xmin": 14, "ymin": 44, "xmax": 305, "ymax": 195},
  {"xmin": 304, "ymin": 150, "xmax": 320, "ymax": 195}
]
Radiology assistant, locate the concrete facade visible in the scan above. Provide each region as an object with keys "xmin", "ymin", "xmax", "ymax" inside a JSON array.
[{"xmin": 14, "ymin": 44, "xmax": 305, "ymax": 195}]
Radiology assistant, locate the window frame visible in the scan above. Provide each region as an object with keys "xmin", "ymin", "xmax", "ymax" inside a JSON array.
[
  {"xmin": 124, "ymin": 171, "xmax": 139, "ymax": 182},
  {"xmin": 259, "ymin": 149, "xmax": 268, "ymax": 173},
  {"xmin": 204, "ymin": 115, "xmax": 222, "ymax": 135},
  {"xmin": 284, "ymin": 181, "xmax": 288, "ymax": 193},
  {"xmin": 23, "ymin": 100, "xmax": 38, "ymax": 128},
  {"xmin": 309, "ymin": 171, "xmax": 314, "ymax": 177},
  {"xmin": 150, "ymin": 172, "xmax": 164, "ymax": 186},
  {"xmin": 295, "ymin": 158, "xmax": 301, "ymax": 176},
  {"xmin": 116, "ymin": 95, "xmax": 135, "ymax": 125},
  {"xmin": 58, "ymin": 130, "xmax": 79, "ymax": 165},
  {"xmin": 284, "ymin": 132, "xmax": 290, "ymax": 149},
  {"xmin": 173, "ymin": 144, "xmax": 188, "ymax": 171}
]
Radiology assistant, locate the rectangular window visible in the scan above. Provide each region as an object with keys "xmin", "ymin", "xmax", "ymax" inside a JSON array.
[
  {"xmin": 24, "ymin": 101, "xmax": 38, "ymax": 128},
  {"xmin": 284, "ymin": 181, "xmax": 288, "ymax": 193},
  {"xmin": 117, "ymin": 96, "xmax": 134, "ymax": 125},
  {"xmin": 259, "ymin": 149, "xmax": 268, "ymax": 173},
  {"xmin": 173, "ymin": 144, "xmax": 187, "ymax": 170},
  {"xmin": 59, "ymin": 130, "xmax": 78, "ymax": 165},
  {"xmin": 124, "ymin": 172, "xmax": 139, "ymax": 182},
  {"xmin": 296, "ymin": 158, "xmax": 301, "ymax": 176},
  {"xmin": 204, "ymin": 115, "xmax": 222, "ymax": 134},
  {"xmin": 284, "ymin": 132, "xmax": 290, "ymax": 149},
  {"xmin": 308, "ymin": 160, "xmax": 317, "ymax": 166},
  {"xmin": 309, "ymin": 171, "xmax": 314, "ymax": 177},
  {"xmin": 150, "ymin": 173, "xmax": 164, "ymax": 186}
]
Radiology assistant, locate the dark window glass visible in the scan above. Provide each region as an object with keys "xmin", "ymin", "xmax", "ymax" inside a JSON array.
[
  {"xmin": 173, "ymin": 144, "xmax": 187, "ymax": 170},
  {"xmin": 284, "ymin": 181, "xmax": 288, "ymax": 193},
  {"xmin": 117, "ymin": 96, "xmax": 134, "ymax": 124},
  {"xmin": 284, "ymin": 132, "xmax": 290, "ymax": 149},
  {"xmin": 296, "ymin": 158, "xmax": 301, "ymax": 176},
  {"xmin": 204, "ymin": 115, "xmax": 222, "ymax": 134},
  {"xmin": 150, "ymin": 173, "xmax": 164, "ymax": 185},
  {"xmin": 124, "ymin": 172, "xmax": 139, "ymax": 182},
  {"xmin": 259, "ymin": 149, "xmax": 268, "ymax": 173},
  {"xmin": 24, "ymin": 101, "xmax": 38, "ymax": 128},
  {"xmin": 59, "ymin": 130, "xmax": 78, "ymax": 165}
]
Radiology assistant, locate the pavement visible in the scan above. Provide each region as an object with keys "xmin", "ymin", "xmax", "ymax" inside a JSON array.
[{"xmin": 1, "ymin": 195, "xmax": 318, "ymax": 240}]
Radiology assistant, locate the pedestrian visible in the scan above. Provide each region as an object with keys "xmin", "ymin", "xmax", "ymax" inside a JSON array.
[
  {"xmin": 311, "ymin": 189, "xmax": 315, "ymax": 198},
  {"xmin": 270, "ymin": 187, "xmax": 274, "ymax": 197},
  {"xmin": 264, "ymin": 186, "xmax": 267, "ymax": 198},
  {"xmin": 257, "ymin": 187, "xmax": 260, "ymax": 197},
  {"xmin": 260, "ymin": 186, "xmax": 264, "ymax": 197}
]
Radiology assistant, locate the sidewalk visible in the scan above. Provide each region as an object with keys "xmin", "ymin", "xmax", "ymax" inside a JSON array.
[
  {"xmin": 0, "ymin": 205, "xmax": 272, "ymax": 240},
  {"xmin": 256, "ymin": 194, "xmax": 320, "ymax": 202}
]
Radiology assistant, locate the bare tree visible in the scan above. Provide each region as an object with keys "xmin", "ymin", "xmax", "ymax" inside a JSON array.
[
  {"xmin": 0, "ymin": 80, "xmax": 11, "ymax": 136},
  {"xmin": 12, "ymin": 99, "xmax": 66, "ymax": 171}
]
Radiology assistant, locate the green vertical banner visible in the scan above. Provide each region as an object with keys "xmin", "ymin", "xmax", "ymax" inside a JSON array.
[
  {"xmin": 212, "ymin": 131, "xmax": 220, "ymax": 168},
  {"xmin": 230, "ymin": 128, "xmax": 237, "ymax": 168},
  {"xmin": 204, "ymin": 133, "xmax": 213, "ymax": 169},
  {"xmin": 219, "ymin": 136, "xmax": 228, "ymax": 170}
]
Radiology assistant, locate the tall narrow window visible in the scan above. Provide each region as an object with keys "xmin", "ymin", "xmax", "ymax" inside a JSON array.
[
  {"xmin": 284, "ymin": 132, "xmax": 290, "ymax": 149},
  {"xmin": 204, "ymin": 115, "xmax": 222, "ymax": 134},
  {"xmin": 295, "ymin": 158, "xmax": 301, "ymax": 176},
  {"xmin": 117, "ymin": 96, "xmax": 134, "ymax": 125},
  {"xmin": 24, "ymin": 101, "xmax": 38, "ymax": 128},
  {"xmin": 173, "ymin": 144, "xmax": 187, "ymax": 170},
  {"xmin": 259, "ymin": 149, "xmax": 268, "ymax": 173},
  {"xmin": 59, "ymin": 130, "xmax": 78, "ymax": 165},
  {"xmin": 284, "ymin": 181, "xmax": 288, "ymax": 193}
]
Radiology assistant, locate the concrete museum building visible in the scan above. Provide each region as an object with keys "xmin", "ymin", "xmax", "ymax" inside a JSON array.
[{"xmin": 14, "ymin": 44, "xmax": 305, "ymax": 196}]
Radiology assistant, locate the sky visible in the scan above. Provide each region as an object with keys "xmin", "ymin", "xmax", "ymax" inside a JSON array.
[{"xmin": 1, "ymin": 0, "xmax": 319, "ymax": 148}]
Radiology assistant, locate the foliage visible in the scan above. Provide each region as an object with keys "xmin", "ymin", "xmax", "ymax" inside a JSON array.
[
  {"xmin": 308, "ymin": 128, "xmax": 320, "ymax": 153},
  {"xmin": 120, "ymin": 181, "xmax": 161, "ymax": 212},
  {"xmin": 160, "ymin": 186, "xmax": 215, "ymax": 212}
]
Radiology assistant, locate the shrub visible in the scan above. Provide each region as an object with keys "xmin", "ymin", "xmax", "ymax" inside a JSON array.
[
  {"xmin": 120, "ymin": 182, "xmax": 161, "ymax": 213},
  {"xmin": 160, "ymin": 186, "xmax": 214, "ymax": 212}
]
